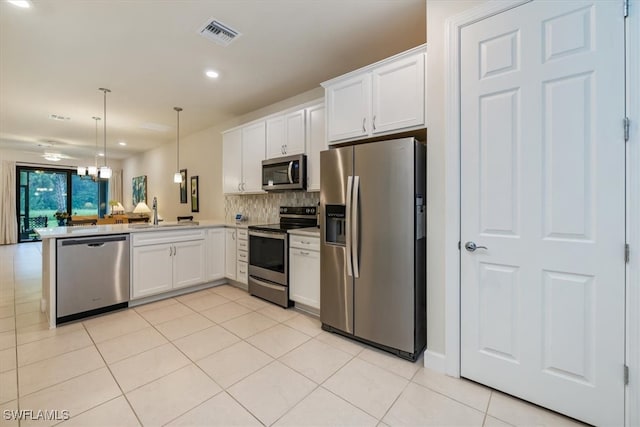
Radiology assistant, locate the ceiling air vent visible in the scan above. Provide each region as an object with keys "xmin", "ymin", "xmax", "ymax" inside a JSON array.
[{"xmin": 198, "ymin": 19, "xmax": 241, "ymax": 46}]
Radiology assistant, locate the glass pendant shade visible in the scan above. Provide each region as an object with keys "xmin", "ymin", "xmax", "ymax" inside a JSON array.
[
  {"xmin": 88, "ymin": 165, "xmax": 98, "ymax": 176},
  {"xmin": 99, "ymin": 166, "xmax": 112, "ymax": 179},
  {"xmin": 77, "ymin": 166, "xmax": 86, "ymax": 175},
  {"xmin": 174, "ymin": 172, "xmax": 182, "ymax": 183}
]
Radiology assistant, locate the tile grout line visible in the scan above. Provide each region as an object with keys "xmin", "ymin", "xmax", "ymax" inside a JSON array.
[{"xmin": 81, "ymin": 320, "xmax": 145, "ymax": 427}]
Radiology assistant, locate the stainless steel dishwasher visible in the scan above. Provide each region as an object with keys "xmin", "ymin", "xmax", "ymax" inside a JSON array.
[{"xmin": 57, "ymin": 234, "xmax": 130, "ymax": 323}]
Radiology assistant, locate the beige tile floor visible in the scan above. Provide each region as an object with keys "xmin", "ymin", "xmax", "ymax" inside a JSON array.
[{"xmin": 0, "ymin": 242, "xmax": 586, "ymax": 427}]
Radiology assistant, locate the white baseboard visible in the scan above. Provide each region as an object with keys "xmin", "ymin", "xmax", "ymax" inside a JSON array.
[{"xmin": 423, "ymin": 349, "xmax": 447, "ymax": 373}]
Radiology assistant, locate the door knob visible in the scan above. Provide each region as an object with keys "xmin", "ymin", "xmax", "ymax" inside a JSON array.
[{"xmin": 465, "ymin": 241, "xmax": 488, "ymax": 252}]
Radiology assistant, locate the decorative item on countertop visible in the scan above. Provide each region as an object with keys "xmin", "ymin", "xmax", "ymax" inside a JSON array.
[
  {"xmin": 190, "ymin": 176, "xmax": 199, "ymax": 212},
  {"xmin": 54, "ymin": 211, "xmax": 70, "ymax": 226}
]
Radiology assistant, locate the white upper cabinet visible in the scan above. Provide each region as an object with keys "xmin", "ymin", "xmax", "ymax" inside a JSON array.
[
  {"xmin": 306, "ymin": 102, "xmax": 326, "ymax": 192},
  {"xmin": 223, "ymin": 98, "xmax": 324, "ymax": 194},
  {"xmin": 266, "ymin": 109, "xmax": 306, "ymax": 158},
  {"xmin": 222, "ymin": 128, "xmax": 242, "ymax": 194},
  {"xmin": 371, "ymin": 53, "xmax": 425, "ymax": 134},
  {"xmin": 322, "ymin": 44, "xmax": 426, "ymax": 144},
  {"xmin": 241, "ymin": 121, "xmax": 266, "ymax": 193},
  {"xmin": 326, "ymin": 74, "xmax": 371, "ymax": 142},
  {"xmin": 222, "ymin": 121, "xmax": 266, "ymax": 195}
]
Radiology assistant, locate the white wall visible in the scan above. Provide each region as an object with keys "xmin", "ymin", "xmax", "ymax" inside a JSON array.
[
  {"xmin": 122, "ymin": 87, "xmax": 324, "ymax": 221},
  {"xmin": 426, "ymin": 0, "xmax": 488, "ymax": 355}
]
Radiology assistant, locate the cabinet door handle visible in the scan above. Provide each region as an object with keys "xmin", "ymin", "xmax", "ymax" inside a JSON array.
[
  {"xmin": 241, "ymin": 182, "xmax": 246, "ymax": 191},
  {"xmin": 372, "ymin": 115, "xmax": 376, "ymax": 131},
  {"xmin": 300, "ymin": 251, "xmax": 310, "ymax": 256},
  {"xmin": 362, "ymin": 117, "xmax": 366, "ymax": 133},
  {"xmin": 237, "ymin": 183, "xmax": 241, "ymax": 191},
  {"xmin": 169, "ymin": 247, "xmax": 172, "ymax": 257},
  {"xmin": 232, "ymin": 231, "xmax": 236, "ymax": 240},
  {"xmin": 281, "ymin": 145, "xmax": 284, "ymax": 154}
]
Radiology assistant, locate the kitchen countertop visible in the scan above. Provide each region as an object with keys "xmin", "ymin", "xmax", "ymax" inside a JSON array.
[
  {"xmin": 288, "ymin": 227, "xmax": 321, "ymax": 237},
  {"xmin": 35, "ymin": 220, "xmax": 228, "ymax": 239}
]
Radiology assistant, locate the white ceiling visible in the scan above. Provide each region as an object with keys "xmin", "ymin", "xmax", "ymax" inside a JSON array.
[{"xmin": 0, "ymin": 0, "xmax": 426, "ymax": 163}]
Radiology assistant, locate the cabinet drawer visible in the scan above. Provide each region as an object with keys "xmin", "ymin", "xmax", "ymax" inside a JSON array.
[
  {"xmin": 238, "ymin": 239, "xmax": 248, "ymax": 250},
  {"xmin": 237, "ymin": 229, "xmax": 248, "ymax": 240},
  {"xmin": 237, "ymin": 250, "xmax": 248, "ymax": 262},
  {"xmin": 237, "ymin": 261, "xmax": 248, "ymax": 284},
  {"xmin": 289, "ymin": 235, "xmax": 320, "ymax": 251}
]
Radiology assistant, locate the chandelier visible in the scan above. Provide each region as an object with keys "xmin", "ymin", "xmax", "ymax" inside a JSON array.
[{"xmin": 77, "ymin": 88, "xmax": 112, "ymax": 180}]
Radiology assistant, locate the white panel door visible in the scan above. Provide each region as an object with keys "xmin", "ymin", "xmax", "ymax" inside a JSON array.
[
  {"xmin": 290, "ymin": 248, "xmax": 320, "ymax": 309},
  {"xmin": 222, "ymin": 129, "xmax": 242, "ymax": 194},
  {"xmin": 460, "ymin": 2, "xmax": 625, "ymax": 426},
  {"xmin": 241, "ymin": 121, "xmax": 266, "ymax": 192}
]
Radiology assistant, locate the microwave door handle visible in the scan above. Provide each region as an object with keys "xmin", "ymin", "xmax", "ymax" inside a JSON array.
[
  {"xmin": 352, "ymin": 175, "xmax": 360, "ymax": 278},
  {"xmin": 345, "ymin": 176, "xmax": 353, "ymax": 277},
  {"xmin": 287, "ymin": 161, "xmax": 294, "ymax": 184}
]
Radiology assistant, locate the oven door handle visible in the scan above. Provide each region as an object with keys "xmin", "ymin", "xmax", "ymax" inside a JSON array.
[
  {"xmin": 249, "ymin": 276, "xmax": 285, "ymax": 291},
  {"xmin": 287, "ymin": 161, "xmax": 294, "ymax": 184},
  {"xmin": 248, "ymin": 230, "xmax": 287, "ymax": 240}
]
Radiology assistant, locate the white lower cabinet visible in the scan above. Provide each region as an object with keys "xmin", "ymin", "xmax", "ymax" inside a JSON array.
[
  {"xmin": 131, "ymin": 229, "xmax": 206, "ymax": 299},
  {"xmin": 225, "ymin": 228, "xmax": 237, "ymax": 280},
  {"xmin": 132, "ymin": 244, "xmax": 174, "ymax": 298},
  {"xmin": 289, "ymin": 234, "xmax": 320, "ymax": 309},
  {"xmin": 206, "ymin": 228, "xmax": 225, "ymax": 281},
  {"xmin": 173, "ymin": 240, "xmax": 206, "ymax": 289}
]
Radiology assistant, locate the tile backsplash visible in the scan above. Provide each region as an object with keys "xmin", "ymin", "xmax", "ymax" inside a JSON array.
[{"xmin": 225, "ymin": 192, "xmax": 319, "ymax": 223}]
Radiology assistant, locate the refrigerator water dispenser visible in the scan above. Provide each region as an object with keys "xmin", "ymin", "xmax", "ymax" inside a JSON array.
[{"xmin": 325, "ymin": 204, "xmax": 346, "ymax": 245}]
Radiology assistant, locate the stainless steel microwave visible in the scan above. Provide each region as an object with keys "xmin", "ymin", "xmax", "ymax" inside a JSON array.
[{"xmin": 262, "ymin": 154, "xmax": 307, "ymax": 191}]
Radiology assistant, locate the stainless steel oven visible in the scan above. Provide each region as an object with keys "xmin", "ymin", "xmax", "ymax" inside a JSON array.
[
  {"xmin": 248, "ymin": 206, "xmax": 317, "ymax": 308},
  {"xmin": 262, "ymin": 154, "xmax": 306, "ymax": 191},
  {"xmin": 248, "ymin": 230, "xmax": 287, "ymax": 286}
]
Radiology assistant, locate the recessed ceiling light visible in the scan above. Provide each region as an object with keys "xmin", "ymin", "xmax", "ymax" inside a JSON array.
[
  {"xmin": 97, "ymin": 152, "xmax": 105, "ymax": 157},
  {"xmin": 205, "ymin": 70, "xmax": 219, "ymax": 79},
  {"xmin": 49, "ymin": 114, "xmax": 71, "ymax": 121},
  {"xmin": 8, "ymin": 0, "xmax": 31, "ymax": 8},
  {"xmin": 118, "ymin": 141, "xmax": 127, "ymax": 146},
  {"xmin": 43, "ymin": 153, "xmax": 61, "ymax": 162}
]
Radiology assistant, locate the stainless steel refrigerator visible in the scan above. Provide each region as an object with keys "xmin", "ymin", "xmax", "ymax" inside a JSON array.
[{"xmin": 320, "ymin": 137, "xmax": 426, "ymax": 361}]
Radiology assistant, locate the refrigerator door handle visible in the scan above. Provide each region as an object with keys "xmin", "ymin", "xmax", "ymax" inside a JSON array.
[
  {"xmin": 346, "ymin": 175, "xmax": 353, "ymax": 277},
  {"xmin": 352, "ymin": 175, "xmax": 360, "ymax": 278}
]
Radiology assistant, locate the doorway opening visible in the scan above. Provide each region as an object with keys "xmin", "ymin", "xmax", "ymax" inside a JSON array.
[{"xmin": 16, "ymin": 166, "xmax": 108, "ymax": 242}]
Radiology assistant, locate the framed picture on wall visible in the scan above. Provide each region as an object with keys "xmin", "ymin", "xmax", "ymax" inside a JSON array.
[
  {"xmin": 179, "ymin": 169, "xmax": 187, "ymax": 203},
  {"xmin": 132, "ymin": 175, "xmax": 147, "ymax": 206},
  {"xmin": 190, "ymin": 176, "xmax": 199, "ymax": 212}
]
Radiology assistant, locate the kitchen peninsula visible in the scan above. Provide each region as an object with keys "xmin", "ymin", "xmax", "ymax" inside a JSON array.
[{"xmin": 37, "ymin": 221, "xmax": 233, "ymax": 328}]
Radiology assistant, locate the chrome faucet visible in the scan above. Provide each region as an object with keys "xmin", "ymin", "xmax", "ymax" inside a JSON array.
[{"xmin": 152, "ymin": 197, "xmax": 158, "ymax": 225}]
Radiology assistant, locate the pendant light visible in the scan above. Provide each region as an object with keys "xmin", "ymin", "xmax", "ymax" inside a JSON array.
[
  {"xmin": 77, "ymin": 116, "xmax": 101, "ymax": 178},
  {"xmin": 98, "ymin": 88, "xmax": 112, "ymax": 179},
  {"xmin": 173, "ymin": 106, "xmax": 183, "ymax": 183}
]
